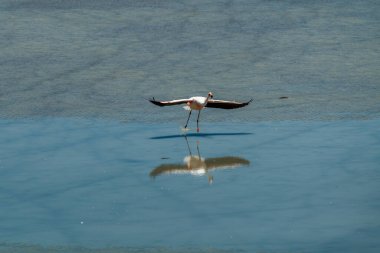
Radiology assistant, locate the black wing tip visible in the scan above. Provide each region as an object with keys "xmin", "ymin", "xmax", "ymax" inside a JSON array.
[
  {"xmin": 240, "ymin": 98, "xmax": 253, "ymax": 107},
  {"xmin": 235, "ymin": 98, "xmax": 253, "ymax": 108},
  {"xmin": 149, "ymin": 97, "xmax": 164, "ymax": 106},
  {"xmin": 149, "ymin": 171, "xmax": 158, "ymax": 178}
]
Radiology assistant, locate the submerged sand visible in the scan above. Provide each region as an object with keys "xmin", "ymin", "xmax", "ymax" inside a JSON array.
[{"xmin": 0, "ymin": 0, "xmax": 379, "ymax": 122}]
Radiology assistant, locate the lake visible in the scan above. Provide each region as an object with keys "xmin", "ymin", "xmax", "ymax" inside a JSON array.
[{"xmin": 0, "ymin": 0, "xmax": 379, "ymax": 252}]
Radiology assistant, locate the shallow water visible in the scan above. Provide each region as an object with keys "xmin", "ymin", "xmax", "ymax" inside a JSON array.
[
  {"xmin": 1, "ymin": 0, "xmax": 380, "ymax": 252},
  {"xmin": 1, "ymin": 118, "xmax": 379, "ymax": 252},
  {"xmin": 0, "ymin": 0, "xmax": 379, "ymax": 122}
]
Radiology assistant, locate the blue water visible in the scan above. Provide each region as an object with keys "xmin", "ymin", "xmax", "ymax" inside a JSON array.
[
  {"xmin": 1, "ymin": 0, "xmax": 380, "ymax": 252},
  {"xmin": 1, "ymin": 118, "xmax": 379, "ymax": 252}
]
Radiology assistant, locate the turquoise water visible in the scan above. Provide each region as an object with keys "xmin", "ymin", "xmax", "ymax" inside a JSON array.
[
  {"xmin": 1, "ymin": 118, "xmax": 379, "ymax": 252},
  {"xmin": 1, "ymin": 0, "xmax": 380, "ymax": 252}
]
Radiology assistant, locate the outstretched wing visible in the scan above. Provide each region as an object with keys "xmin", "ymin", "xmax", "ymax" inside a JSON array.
[
  {"xmin": 204, "ymin": 156, "xmax": 250, "ymax": 170},
  {"xmin": 205, "ymin": 99, "xmax": 253, "ymax": 109},
  {"xmin": 149, "ymin": 163, "xmax": 188, "ymax": 177},
  {"xmin": 149, "ymin": 97, "xmax": 190, "ymax": 107}
]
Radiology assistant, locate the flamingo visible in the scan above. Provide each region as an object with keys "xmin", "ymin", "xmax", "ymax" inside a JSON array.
[
  {"xmin": 150, "ymin": 136, "xmax": 250, "ymax": 184},
  {"xmin": 150, "ymin": 154, "xmax": 250, "ymax": 184},
  {"xmin": 149, "ymin": 92, "xmax": 252, "ymax": 132}
]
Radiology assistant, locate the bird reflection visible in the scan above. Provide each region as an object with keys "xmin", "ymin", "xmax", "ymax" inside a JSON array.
[{"xmin": 150, "ymin": 136, "xmax": 250, "ymax": 184}]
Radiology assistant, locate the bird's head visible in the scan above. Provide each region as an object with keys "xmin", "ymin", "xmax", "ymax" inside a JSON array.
[{"xmin": 208, "ymin": 92, "xmax": 214, "ymax": 99}]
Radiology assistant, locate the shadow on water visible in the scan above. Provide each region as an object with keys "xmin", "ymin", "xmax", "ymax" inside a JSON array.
[
  {"xmin": 150, "ymin": 132, "xmax": 252, "ymax": 140},
  {"xmin": 150, "ymin": 136, "xmax": 250, "ymax": 184}
]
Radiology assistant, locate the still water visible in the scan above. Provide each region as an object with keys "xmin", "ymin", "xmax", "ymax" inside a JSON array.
[
  {"xmin": 1, "ymin": 119, "xmax": 379, "ymax": 252},
  {"xmin": 0, "ymin": 0, "xmax": 379, "ymax": 252}
]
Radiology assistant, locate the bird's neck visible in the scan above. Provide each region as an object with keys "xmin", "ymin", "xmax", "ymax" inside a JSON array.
[{"xmin": 205, "ymin": 95, "xmax": 211, "ymax": 104}]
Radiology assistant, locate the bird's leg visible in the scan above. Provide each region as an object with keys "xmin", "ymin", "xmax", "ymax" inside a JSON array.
[
  {"xmin": 196, "ymin": 110, "xmax": 201, "ymax": 132},
  {"xmin": 184, "ymin": 135, "xmax": 192, "ymax": 156},
  {"xmin": 184, "ymin": 110, "xmax": 192, "ymax": 129},
  {"xmin": 196, "ymin": 140, "xmax": 201, "ymax": 159}
]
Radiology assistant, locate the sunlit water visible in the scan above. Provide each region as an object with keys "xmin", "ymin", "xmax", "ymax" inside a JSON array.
[
  {"xmin": 1, "ymin": 118, "xmax": 379, "ymax": 252},
  {"xmin": 1, "ymin": 0, "xmax": 379, "ymax": 252},
  {"xmin": 1, "ymin": 0, "xmax": 379, "ymax": 122}
]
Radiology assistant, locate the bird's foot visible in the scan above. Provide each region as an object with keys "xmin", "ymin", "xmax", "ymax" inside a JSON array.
[
  {"xmin": 197, "ymin": 128, "xmax": 200, "ymax": 133},
  {"xmin": 208, "ymin": 175, "xmax": 214, "ymax": 185},
  {"xmin": 181, "ymin": 127, "xmax": 190, "ymax": 133}
]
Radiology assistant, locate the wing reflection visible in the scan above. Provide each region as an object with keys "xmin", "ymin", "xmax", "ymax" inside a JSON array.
[{"xmin": 150, "ymin": 136, "xmax": 250, "ymax": 184}]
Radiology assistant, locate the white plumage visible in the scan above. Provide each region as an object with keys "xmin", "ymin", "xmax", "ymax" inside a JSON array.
[{"xmin": 149, "ymin": 92, "xmax": 252, "ymax": 132}]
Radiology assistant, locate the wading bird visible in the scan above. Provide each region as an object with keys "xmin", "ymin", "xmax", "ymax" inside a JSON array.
[
  {"xmin": 149, "ymin": 92, "xmax": 252, "ymax": 132},
  {"xmin": 150, "ymin": 136, "xmax": 250, "ymax": 184}
]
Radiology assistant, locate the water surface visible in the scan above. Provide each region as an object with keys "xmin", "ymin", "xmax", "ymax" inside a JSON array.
[
  {"xmin": 0, "ymin": 0, "xmax": 379, "ymax": 122},
  {"xmin": 1, "ymin": 0, "xmax": 380, "ymax": 252},
  {"xmin": 1, "ymin": 118, "xmax": 379, "ymax": 252}
]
